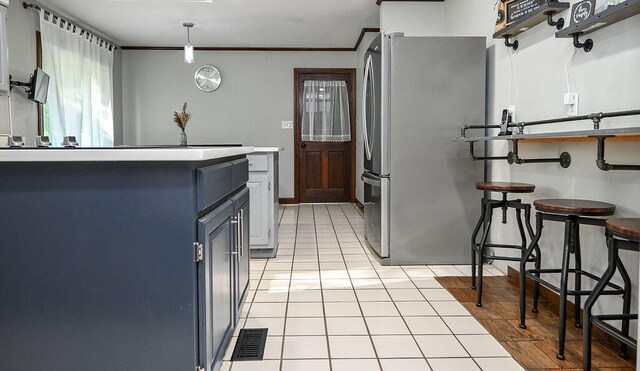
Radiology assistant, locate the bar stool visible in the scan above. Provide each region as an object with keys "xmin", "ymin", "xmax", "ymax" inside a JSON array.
[
  {"xmin": 471, "ymin": 181, "xmax": 540, "ymax": 308},
  {"xmin": 519, "ymin": 199, "xmax": 624, "ymax": 360},
  {"xmin": 583, "ymin": 218, "xmax": 639, "ymax": 371}
]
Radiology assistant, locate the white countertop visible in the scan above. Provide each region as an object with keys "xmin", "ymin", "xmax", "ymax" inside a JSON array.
[
  {"xmin": 0, "ymin": 146, "xmax": 255, "ymax": 162},
  {"xmin": 252, "ymin": 147, "xmax": 284, "ymax": 153}
]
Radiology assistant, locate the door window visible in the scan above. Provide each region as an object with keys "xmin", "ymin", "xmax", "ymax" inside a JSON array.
[{"xmin": 301, "ymin": 80, "xmax": 351, "ymax": 142}]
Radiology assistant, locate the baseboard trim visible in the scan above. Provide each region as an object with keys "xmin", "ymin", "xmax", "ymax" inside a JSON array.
[
  {"xmin": 279, "ymin": 198, "xmax": 297, "ymax": 205},
  {"xmin": 506, "ymin": 266, "xmax": 637, "ymax": 354}
]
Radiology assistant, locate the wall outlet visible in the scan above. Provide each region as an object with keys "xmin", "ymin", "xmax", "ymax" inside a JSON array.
[
  {"xmin": 281, "ymin": 121, "xmax": 293, "ymax": 129},
  {"xmin": 564, "ymin": 93, "xmax": 579, "ymax": 116}
]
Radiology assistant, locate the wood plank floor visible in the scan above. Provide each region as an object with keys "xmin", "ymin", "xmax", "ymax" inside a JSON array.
[{"xmin": 436, "ymin": 275, "xmax": 636, "ymax": 371}]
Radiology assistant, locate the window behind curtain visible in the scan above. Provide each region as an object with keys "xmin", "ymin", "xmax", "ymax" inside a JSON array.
[
  {"xmin": 40, "ymin": 11, "xmax": 114, "ymax": 147},
  {"xmin": 301, "ymin": 80, "xmax": 351, "ymax": 142}
]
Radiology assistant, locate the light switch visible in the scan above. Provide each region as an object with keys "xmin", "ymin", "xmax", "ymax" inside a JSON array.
[{"xmin": 281, "ymin": 121, "xmax": 293, "ymax": 129}]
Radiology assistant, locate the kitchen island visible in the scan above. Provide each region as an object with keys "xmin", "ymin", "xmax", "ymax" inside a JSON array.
[{"xmin": 0, "ymin": 146, "xmax": 253, "ymax": 371}]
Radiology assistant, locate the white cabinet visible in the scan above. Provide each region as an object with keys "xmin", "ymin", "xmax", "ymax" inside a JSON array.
[
  {"xmin": 248, "ymin": 172, "xmax": 270, "ymax": 246},
  {"xmin": 247, "ymin": 151, "xmax": 279, "ymax": 258},
  {"xmin": 0, "ymin": 2, "xmax": 9, "ymax": 95}
]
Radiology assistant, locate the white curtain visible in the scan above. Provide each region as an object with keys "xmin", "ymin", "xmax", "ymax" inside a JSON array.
[
  {"xmin": 301, "ymin": 80, "xmax": 351, "ymax": 142},
  {"xmin": 40, "ymin": 11, "xmax": 114, "ymax": 147}
]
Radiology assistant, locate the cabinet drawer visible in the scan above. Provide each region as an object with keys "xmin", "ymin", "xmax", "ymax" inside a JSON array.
[
  {"xmin": 231, "ymin": 159, "xmax": 249, "ymax": 189},
  {"xmin": 247, "ymin": 154, "xmax": 269, "ymax": 172},
  {"xmin": 197, "ymin": 162, "xmax": 233, "ymax": 211}
]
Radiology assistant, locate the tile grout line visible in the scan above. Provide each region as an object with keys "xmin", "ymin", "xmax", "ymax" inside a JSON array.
[
  {"xmin": 338, "ymin": 203, "xmax": 498, "ymax": 371},
  {"xmin": 232, "ymin": 204, "xmax": 518, "ymax": 371},
  {"xmin": 278, "ymin": 204, "xmax": 300, "ymax": 371},
  {"xmin": 331, "ymin": 204, "xmax": 384, "ymax": 371},
  {"xmin": 233, "ymin": 204, "xmax": 293, "ymax": 371},
  {"xmin": 337, "ymin": 203, "xmax": 422, "ymax": 365},
  {"xmin": 314, "ymin": 204, "xmax": 334, "ymax": 371}
]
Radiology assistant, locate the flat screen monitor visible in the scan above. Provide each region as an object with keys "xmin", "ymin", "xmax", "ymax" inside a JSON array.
[{"xmin": 28, "ymin": 68, "xmax": 50, "ymax": 104}]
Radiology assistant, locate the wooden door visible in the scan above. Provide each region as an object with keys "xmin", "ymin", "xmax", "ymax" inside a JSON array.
[{"xmin": 294, "ymin": 69, "xmax": 356, "ymax": 203}]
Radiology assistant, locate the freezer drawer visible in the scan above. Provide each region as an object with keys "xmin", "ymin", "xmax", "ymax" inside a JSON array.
[{"xmin": 362, "ymin": 172, "xmax": 388, "ymax": 258}]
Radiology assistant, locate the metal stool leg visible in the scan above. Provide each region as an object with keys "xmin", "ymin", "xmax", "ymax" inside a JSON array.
[
  {"xmin": 524, "ymin": 205, "xmax": 541, "ymax": 313},
  {"xmin": 520, "ymin": 211, "xmax": 543, "ymax": 329},
  {"xmin": 471, "ymin": 198, "xmax": 486, "ymax": 290},
  {"xmin": 516, "ymin": 207, "xmax": 527, "ymax": 253},
  {"xmin": 616, "ymin": 246, "xmax": 632, "ymax": 359},
  {"xmin": 557, "ymin": 218, "xmax": 574, "ymax": 360},
  {"xmin": 516, "ymin": 206, "xmax": 539, "ymax": 314},
  {"xmin": 574, "ymin": 223, "xmax": 582, "ymax": 328},
  {"xmin": 582, "ymin": 234, "xmax": 619, "ymax": 371},
  {"xmin": 477, "ymin": 202, "xmax": 493, "ymax": 308}
]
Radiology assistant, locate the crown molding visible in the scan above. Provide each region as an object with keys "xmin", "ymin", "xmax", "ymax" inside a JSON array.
[
  {"xmin": 353, "ymin": 27, "xmax": 381, "ymax": 50},
  {"xmin": 121, "ymin": 27, "xmax": 381, "ymax": 52}
]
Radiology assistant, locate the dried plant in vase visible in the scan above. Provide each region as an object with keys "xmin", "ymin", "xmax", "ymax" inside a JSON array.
[{"xmin": 173, "ymin": 102, "xmax": 192, "ymax": 146}]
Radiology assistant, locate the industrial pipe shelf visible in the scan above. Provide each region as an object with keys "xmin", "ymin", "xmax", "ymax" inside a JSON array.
[
  {"xmin": 455, "ymin": 109, "xmax": 640, "ymax": 171},
  {"xmin": 455, "ymin": 127, "xmax": 640, "ymax": 143},
  {"xmin": 494, "ymin": 1, "xmax": 570, "ymax": 50}
]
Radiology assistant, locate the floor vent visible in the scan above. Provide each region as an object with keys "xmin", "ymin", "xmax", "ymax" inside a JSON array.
[{"xmin": 230, "ymin": 328, "xmax": 268, "ymax": 361}]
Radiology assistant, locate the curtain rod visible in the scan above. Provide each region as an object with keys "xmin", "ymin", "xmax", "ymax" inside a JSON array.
[{"xmin": 22, "ymin": 1, "xmax": 119, "ymax": 50}]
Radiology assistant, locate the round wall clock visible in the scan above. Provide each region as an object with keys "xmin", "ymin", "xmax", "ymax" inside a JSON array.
[{"xmin": 194, "ymin": 65, "xmax": 222, "ymax": 92}]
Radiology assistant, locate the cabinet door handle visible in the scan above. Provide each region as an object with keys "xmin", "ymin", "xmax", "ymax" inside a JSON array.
[
  {"xmin": 236, "ymin": 212, "xmax": 241, "ymax": 256},
  {"xmin": 239, "ymin": 209, "xmax": 245, "ymax": 257},
  {"xmin": 232, "ymin": 216, "xmax": 240, "ymax": 255}
]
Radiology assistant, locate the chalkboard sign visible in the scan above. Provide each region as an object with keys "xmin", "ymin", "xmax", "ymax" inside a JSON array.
[
  {"xmin": 570, "ymin": 0, "xmax": 595, "ymax": 25},
  {"xmin": 507, "ymin": 0, "xmax": 549, "ymax": 23}
]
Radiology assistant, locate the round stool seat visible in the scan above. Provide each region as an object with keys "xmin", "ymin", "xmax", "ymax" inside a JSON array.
[
  {"xmin": 475, "ymin": 181, "xmax": 535, "ymax": 193},
  {"xmin": 606, "ymin": 218, "xmax": 640, "ymax": 240},
  {"xmin": 534, "ymin": 199, "xmax": 616, "ymax": 217}
]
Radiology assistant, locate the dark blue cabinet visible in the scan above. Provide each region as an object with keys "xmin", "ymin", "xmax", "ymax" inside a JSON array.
[
  {"xmin": 197, "ymin": 187, "xmax": 251, "ymax": 371},
  {"xmin": 232, "ymin": 187, "xmax": 251, "ymax": 325},
  {"xmin": 0, "ymin": 156, "xmax": 250, "ymax": 371},
  {"xmin": 198, "ymin": 200, "xmax": 234, "ymax": 371}
]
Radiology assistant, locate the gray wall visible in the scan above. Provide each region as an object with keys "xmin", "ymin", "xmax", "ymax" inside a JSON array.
[
  {"xmin": 121, "ymin": 50, "xmax": 356, "ymax": 199},
  {"xmin": 380, "ymin": 2, "xmax": 446, "ymax": 36}
]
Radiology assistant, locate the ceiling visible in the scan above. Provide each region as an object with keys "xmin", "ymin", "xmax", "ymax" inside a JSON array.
[{"xmin": 40, "ymin": 0, "xmax": 380, "ymax": 48}]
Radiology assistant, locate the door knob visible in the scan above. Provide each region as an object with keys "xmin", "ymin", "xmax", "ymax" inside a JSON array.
[{"xmin": 301, "ymin": 143, "xmax": 306, "ymax": 148}]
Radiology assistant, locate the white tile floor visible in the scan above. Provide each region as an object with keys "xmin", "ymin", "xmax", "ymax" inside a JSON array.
[{"xmin": 221, "ymin": 203, "xmax": 522, "ymax": 371}]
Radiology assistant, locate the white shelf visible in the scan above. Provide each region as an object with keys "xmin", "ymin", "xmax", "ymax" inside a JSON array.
[{"xmin": 455, "ymin": 127, "xmax": 640, "ymax": 143}]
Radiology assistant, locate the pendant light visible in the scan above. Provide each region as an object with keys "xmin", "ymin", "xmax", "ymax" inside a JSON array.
[{"xmin": 183, "ymin": 22, "xmax": 195, "ymax": 64}]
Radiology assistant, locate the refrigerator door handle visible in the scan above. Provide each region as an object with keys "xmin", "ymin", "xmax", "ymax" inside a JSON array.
[
  {"xmin": 361, "ymin": 172, "xmax": 381, "ymax": 187},
  {"xmin": 362, "ymin": 54, "xmax": 374, "ymax": 161}
]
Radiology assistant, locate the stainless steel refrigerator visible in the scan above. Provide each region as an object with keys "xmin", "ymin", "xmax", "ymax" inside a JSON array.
[{"xmin": 362, "ymin": 33, "xmax": 486, "ymax": 265}]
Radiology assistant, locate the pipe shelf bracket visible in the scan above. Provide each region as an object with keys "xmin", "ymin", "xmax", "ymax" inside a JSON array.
[
  {"xmin": 545, "ymin": 11, "xmax": 565, "ymax": 30},
  {"xmin": 504, "ymin": 35, "xmax": 519, "ymax": 51},
  {"xmin": 469, "ymin": 141, "xmax": 509, "ymax": 161},
  {"xmin": 595, "ymin": 136, "xmax": 640, "ymax": 171},
  {"xmin": 507, "ymin": 140, "xmax": 571, "ymax": 168},
  {"xmin": 572, "ymin": 33, "xmax": 593, "ymax": 52}
]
